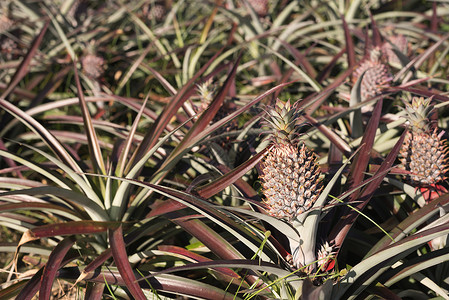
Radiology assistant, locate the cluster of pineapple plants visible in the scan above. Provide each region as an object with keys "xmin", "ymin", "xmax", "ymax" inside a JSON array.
[{"xmin": 1, "ymin": 0, "xmax": 449, "ymax": 299}]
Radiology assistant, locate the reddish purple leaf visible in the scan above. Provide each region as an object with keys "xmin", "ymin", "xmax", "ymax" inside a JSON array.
[
  {"xmin": 16, "ymin": 252, "xmax": 79, "ymax": 300},
  {"xmin": 368, "ymin": 193, "xmax": 449, "ymax": 256},
  {"xmin": 58, "ymin": 266, "xmax": 241, "ymax": 300},
  {"xmin": 73, "ymin": 60, "xmax": 106, "ymax": 174},
  {"xmin": 196, "ymin": 147, "xmax": 268, "ymax": 199},
  {"xmin": 329, "ymin": 99, "xmax": 384, "ymax": 247},
  {"xmin": 39, "ymin": 237, "xmax": 76, "ymax": 300},
  {"xmin": 332, "ymin": 129, "xmax": 407, "ymax": 249},
  {"xmin": 19, "ymin": 221, "xmax": 122, "ymax": 246},
  {"xmin": 342, "ymin": 15, "xmax": 356, "ymax": 71},
  {"xmin": 84, "ymin": 282, "xmax": 105, "ymax": 300},
  {"xmin": 109, "ymin": 225, "xmax": 146, "ymax": 300},
  {"xmin": 16, "ymin": 268, "xmax": 44, "ymax": 300},
  {"xmin": 368, "ymin": 285, "xmax": 403, "ymax": 300},
  {"xmin": 369, "ymin": 11, "xmax": 383, "ymax": 47},
  {"xmin": 1, "ymin": 20, "xmax": 50, "ymax": 99},
  {"xmin": 166, "ymin": 53, "xmax": 243, "ymax": 162},
  {"xmin": 302, "ymin": 68, "xmax": 353, "ymax": 115},
  {"xmin": 130, "ymin": 47, "xmax": 225, "ymax": 169},
  {"xmin": 158, "ymin": 245, "xmax": 240, "ymax": 278},
  {"xmin": 147, "ymin": 199, "xmax": 186, "ymax": 217},
  {"xmin": 347, "ymin": 98, "xmax": 384, "ymax": 193},
  {"xmin": 29, "ymin": 66, "xmax": 71, "ymax": 109},
  {"xmin": 317, "ymin": 47, "xmax": 346, "ymax": 83},
  {"xmin": 303, "ymin": 114, "xmax": 352, "ymax": 157}
]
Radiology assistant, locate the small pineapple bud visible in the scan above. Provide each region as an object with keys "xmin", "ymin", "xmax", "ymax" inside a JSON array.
[
  {"xmin": 193, "ymin": 79, "xmax": 215, "ymax": 122},
  {"xmin": 400, "ymin": 97, "xmax": 449, "ymax": 186},
  {"xmin": 381, "ymin": 34, "xmax": 410, "ymax": 65},
  {"xmin": 353, "ymin": 47, "xmax": 391, "ymax": 101},
  {"xmin": 317, "ymin": 242, "xmax": 335, "ymax": 272},
  {"xmin": 81, "ymin": 54, "xmax": 105, "ymax": 79},
  {"xmin": 196, "ymin": 79, "xmax": 215, "ymax": 112}
]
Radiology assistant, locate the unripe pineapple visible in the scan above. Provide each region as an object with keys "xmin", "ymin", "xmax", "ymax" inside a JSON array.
[
  {"xmin": 400, "ymin": 97, "xmax": 449, "ymax": 186},
  {"xmin": 260, "ymin": 99, "xmax": 322, "ymax": 221},
  {"xmin": 353, "ymin": 48, "xmax": 391, "ymax": 101}
]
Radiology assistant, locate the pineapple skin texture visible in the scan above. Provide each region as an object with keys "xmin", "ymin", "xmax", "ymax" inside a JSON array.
[
  {"xmin": 353, "ymin": 54, "xmax": 391, "ymax": 101},
  {"xmin": 400, "ymin": 130, "xmax": 448, "ymax": 186},
  {"xmin": 261, "ymin": 142, "xmax": 322, "ymax": 221}
]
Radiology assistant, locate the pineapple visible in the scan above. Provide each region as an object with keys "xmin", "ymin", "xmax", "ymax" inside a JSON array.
[
  {"xmin": 260, "ymin": 99, "xmax": 322, "ymax": 221},
  {"xmin": 353, "ymin": 47, "xmax": 391, "ymax": 101},
  {"xmin": 400, "ymin": 97, "xmax": 449, "ymax": 187}
]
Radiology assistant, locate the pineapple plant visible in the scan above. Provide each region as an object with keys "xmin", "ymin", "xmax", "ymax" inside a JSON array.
[
  {"xmin": 260, "ymin": 99, "xmax": 322, "ymax": 221},
  {"xmin": 399, "ymin": 96, "xmax": 449, "ymax": 188},
  {"xmin": 352, "ymin": 47, "xmax": 392, "ymax": 101}
]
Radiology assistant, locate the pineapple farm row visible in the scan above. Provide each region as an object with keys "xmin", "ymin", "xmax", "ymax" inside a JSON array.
[{"xmin": 1, "ymin": 0, "xmax": 449, "ymax": 299}]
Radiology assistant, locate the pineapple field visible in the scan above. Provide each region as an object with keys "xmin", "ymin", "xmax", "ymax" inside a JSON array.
[{"xmin": 2, "ymin": 0, "xmax": 449, "ymax": 299}]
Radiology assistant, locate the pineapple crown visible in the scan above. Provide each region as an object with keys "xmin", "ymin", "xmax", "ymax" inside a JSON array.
[
  {"xmin": 263, "ymin": 99, "xmax": 304, "ymax": 145},
  {"xmin": 404, "ymin": 96, "xmax": 434, "ymax": 132},
  {"xmin": 196, "ymin": 79, "xmax": 215, "ymax": 104}
]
